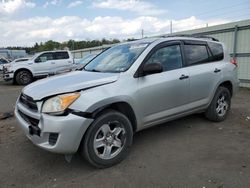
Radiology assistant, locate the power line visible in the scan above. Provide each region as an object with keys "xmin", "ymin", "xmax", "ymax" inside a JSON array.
[
  {"xmin": 190, "ymin": 0, "xmax": 250, "ymax": 18},
  {"xmin": 138, "ymin": 14, "xmax": 250, "ymax": 39},
  {"xmin": 198, "ymin": 6, "xmax": 250, "ymax": 19},
  {"xmin": 173, "ymin": 11, "xmax": 250, "ymax": 29}
]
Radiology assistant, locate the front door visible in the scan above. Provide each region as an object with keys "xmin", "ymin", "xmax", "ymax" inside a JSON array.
[
  {"xmin": 33, "ymin": 52, "xmax": 56, "ymax": 76},
  {"xmin": 136, "ymin": 42, "xmax": 190, "ymax": 127}
]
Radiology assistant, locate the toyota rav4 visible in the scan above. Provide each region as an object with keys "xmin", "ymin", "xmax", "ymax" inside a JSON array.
[{"xmin": 15, "ymin": 36, "xmax": 239, "ymax": 168}]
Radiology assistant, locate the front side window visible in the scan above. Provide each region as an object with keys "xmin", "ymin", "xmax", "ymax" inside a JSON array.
[
  {"xmin": 184, "ymin": 44, "xmax": 209, "ymax": 65},
  {"xmin": 84, "ymin": 42, "xmax": 149, "ymax": 73},
  {"xmin": 35, "ymin": 52, "xmax": 54, "ymax": 62},
  {"xmin": 145, "ymin": 45, "xmax": 183, "ymax": 71}
]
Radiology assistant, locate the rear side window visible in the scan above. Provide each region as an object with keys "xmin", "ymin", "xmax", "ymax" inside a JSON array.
[
  {"xmin": 184, "ymin": 45, "xmax": 209, "ymax": 66},
  {"xmin": 55, "ymin": 52, "xmax": 69, "ymax": 59},
  {"xmin": 207, "ymin": 42, "xmax": 224, "ymax": 61}
]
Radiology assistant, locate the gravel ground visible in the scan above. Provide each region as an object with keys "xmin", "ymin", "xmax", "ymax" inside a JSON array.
[{"xmin": 0, "ymin": 78, "xmax": 250, "ymax": 188}]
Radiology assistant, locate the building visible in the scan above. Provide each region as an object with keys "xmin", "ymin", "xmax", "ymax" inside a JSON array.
[{"xmin": 71, "ymin": 19, "xmax": 250, "ymax": 87}]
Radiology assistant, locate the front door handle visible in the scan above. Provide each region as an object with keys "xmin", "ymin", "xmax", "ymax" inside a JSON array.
[
  {"xmin": 51, "ymin": 62, "xmax": 55, "ymax": 64},
  {"xmin": 214, "ymin": 68, "xmax": 221, "ymax": 73},
  {"xmin": 179, "ymin": 74, "xmax": 189, "ymax": 80}
]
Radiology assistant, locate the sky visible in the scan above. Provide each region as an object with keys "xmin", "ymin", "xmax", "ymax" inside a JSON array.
[{"xmin": 0, "ymin": 0, "xmax": 250, "ymax": 47}]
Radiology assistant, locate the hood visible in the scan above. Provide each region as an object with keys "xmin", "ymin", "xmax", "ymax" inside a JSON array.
[
  {"xmin": 23, "ymin": 71, "xmax": 119, "ymax": 100},
  {"xmin": 10, "ymin": 60, "xmax": 31, "ymax": 66}
]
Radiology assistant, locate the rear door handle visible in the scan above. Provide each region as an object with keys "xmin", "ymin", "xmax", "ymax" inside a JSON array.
[
  {"xmin": 214, "ymin": 68, "xmax": 221, "ymax": 73},
  {"xmin": 179, "ymin": 74, "xmax": 189, "ymax": 80},
  {"xmin": 51, "ymin": 62, "xmax": 55, "ymax": 64}
]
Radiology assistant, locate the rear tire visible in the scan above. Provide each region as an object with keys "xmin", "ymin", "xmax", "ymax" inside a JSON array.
[
  {"xmin": 205, "ymin": 86, "xmax": 231, "ymax": 122},
  {"xmin": 81, "ymin": 110, "xmax": 133, "ymax": 168},
  {"xmin": 15, "ymin": 70, "xmax": 33, "ymax": 85}
]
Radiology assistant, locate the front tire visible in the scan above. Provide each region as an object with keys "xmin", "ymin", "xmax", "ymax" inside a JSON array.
[
  {"xmin": 205, "ymin": 86, "xmax": 231, "ymax": 122},
  {"xmin": 15, "ymin": 70, "xmax": 33, "ymax": 85},
  {"xmin": 82, "ymin": 110, "xmax": 133, "ymax": 168}
]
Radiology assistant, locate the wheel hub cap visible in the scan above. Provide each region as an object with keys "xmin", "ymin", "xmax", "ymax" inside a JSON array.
[
  {"xmin": 216, "ymin": 95, "xmax": 228, "ymax": 117},
  {"xmin": 93, "ymin": 122, "xmax": 126, "ymax": 160},
  {"xmin": 106, "ymin": 135, "xmax": 114, "ymax": 145}
]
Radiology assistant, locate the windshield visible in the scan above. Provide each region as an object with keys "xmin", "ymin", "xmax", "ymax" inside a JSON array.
[
  {"xmin": 79, "ymin": 54, "xmax": 97, "ymax": 65},
  {"xmin": 84, "ymin": 42, "xmax": 149, "ymax": 73}
]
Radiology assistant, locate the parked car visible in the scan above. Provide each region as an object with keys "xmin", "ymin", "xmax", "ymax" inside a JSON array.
[
  {"xmin": 0, "ymin": 57, "xmax": 10, "ymax": 71},
  {"xmin": 15, "ymin": 36, "xmax": 239, "ymax": 168},
  {"xmin": 3, "ymin": 50, "xmax": 74, "ymax": 85},
  {"xmin": 74, "ymin": 54, "xmax": 98, "ymax": 70}
]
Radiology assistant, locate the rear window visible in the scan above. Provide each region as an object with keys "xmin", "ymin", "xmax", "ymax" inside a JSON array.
[
  {"xmin": 184, "ymin": 44, "xmax": 209, "ymax": 65},
  {"xmin": 55, "ymin": 52, "xmax": 69, "ymax": 59},
  {"xmin": 207, "ymin": 42, "xmax": 224, "ymax": 61}
]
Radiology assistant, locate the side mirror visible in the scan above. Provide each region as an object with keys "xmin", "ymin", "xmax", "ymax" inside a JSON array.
[
  {"xmin": 35, "ymin": 57, "xmax": 47, "ymax": 63},
  {"xmin": 143, "ymin": 63, "xmax": 163, "ymax": 75},
  {"xmin": 34, "ymin": 58, "xmax": 40, "ymax": 63}
]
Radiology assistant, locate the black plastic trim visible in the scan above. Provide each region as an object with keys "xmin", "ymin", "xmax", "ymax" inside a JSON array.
[{"xmin": 68, "ymin": 109, "xmax": 93, "ymax": 118}]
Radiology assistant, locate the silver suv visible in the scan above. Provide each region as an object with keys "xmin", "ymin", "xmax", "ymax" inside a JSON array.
[{"xmin": 15, "ymin": 36, "xmax": 239, "ymax": 168}]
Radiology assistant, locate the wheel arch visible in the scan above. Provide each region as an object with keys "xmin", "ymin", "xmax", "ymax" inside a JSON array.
[
  {"xmin": 218, "ymin": 80, "xmax": 233, "ymax": 97},
  {"xmin": 14, "ymin": 68, "xmax": 33, "ymax": 79},
  {"xmin": 89, "ymin": 102, "xmax": 138, "ymax": 133},
  {"xmin": 77, "ymin": 101, "xmax": 138, "ymax": 155},
  {"xmin": 207, "ymin": 80, "xmax": 233, "ymax": 109}
]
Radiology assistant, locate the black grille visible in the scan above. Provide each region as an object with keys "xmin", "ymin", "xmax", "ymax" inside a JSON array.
[
  {"xmin": 18, "ymin": 110, "xmax": 39, "ymax": 127},
  {"xmin": 49, "ymin": 133, "xmax": 59, "ymax": 145},
  {"xmin": 19, "ymin": 93, "xmax": 38, "ymax": 111}
]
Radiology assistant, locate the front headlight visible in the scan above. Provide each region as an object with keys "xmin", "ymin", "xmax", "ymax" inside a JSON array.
[
  {"xmin": 4, "ymin": 64, "xmax": 12, "ymax": 70},
  {"xmin": 42, "ymin": 93, "xmax": 80, "ymax": 114}
]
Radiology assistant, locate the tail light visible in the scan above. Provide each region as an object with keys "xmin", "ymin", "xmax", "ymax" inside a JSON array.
[{"xmin": 230, "ymin": 58, "xmax": 238, "ymax": 67}]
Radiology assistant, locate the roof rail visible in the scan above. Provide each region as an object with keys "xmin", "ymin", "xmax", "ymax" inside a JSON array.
[{"xmin": 161, "ymin": 34, "xmax": 219, "ymax": 42}]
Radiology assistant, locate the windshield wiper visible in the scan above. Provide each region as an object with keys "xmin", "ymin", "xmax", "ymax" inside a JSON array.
[{"xmin": 85, "ymin": 68, "xmax": 101, "ymax": 72}]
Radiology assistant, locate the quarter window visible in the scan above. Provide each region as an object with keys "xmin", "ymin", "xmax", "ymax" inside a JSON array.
[
  {"xmin": 207, "ymin": 42, "xmax": 224, "ymax": 61},
  {"xmin": 146, "ymin": 45, "xmax": 183, "ymax": 71},
  {"xmin": 184, "ymin": 45, "xmax": 209, "ymax": 65}
]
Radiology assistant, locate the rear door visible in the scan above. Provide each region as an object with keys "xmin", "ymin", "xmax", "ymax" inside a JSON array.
[
  {"xmin": 183, "ymin": 40, "xmax": 223, "ymax": 107},
  {"xmin": 136, "ymin": 41, "xmax": 190, "ymax": 127},
  {"xmin": 54, "ymin": 51, "xmax": 73, "ymax": 74}
]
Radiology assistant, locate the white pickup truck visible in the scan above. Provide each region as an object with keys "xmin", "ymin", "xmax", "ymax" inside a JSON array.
[{"xmin": 3, "ymin": 50, "xmax": 74, "ymax": 85}]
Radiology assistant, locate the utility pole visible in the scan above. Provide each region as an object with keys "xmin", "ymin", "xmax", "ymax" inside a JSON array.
[
  {"xmin": 141, "ymin": 29, "xmax": 144, "ymax": 38},
  {"xmin": 206, "ymin": 23, "xmax": 208, "ymax": 27},
  {"xmin": 170, "ymin": 20, "xmax": 173, "ymax": 34}
]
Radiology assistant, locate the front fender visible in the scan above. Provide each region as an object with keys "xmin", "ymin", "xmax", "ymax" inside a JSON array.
[
  {"xmin": 13, "ymin": 66, "xmax": 33, "ymax": 76},
  {"xmin": 70, "ymin": 91, "xmax": 136, "ymax": 114}
]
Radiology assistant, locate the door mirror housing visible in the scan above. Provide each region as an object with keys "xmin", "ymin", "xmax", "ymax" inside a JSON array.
[
  {"xmin": 143, "ymin": 63, "xmax": 163, "ymax": 75},
  {"xmin": 34, "ymin": 58, "xmax": 41, "ymax": 63},
  {"xmin": 35, "ymin": 57, "xmax": 47, "ymax": 63}
]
